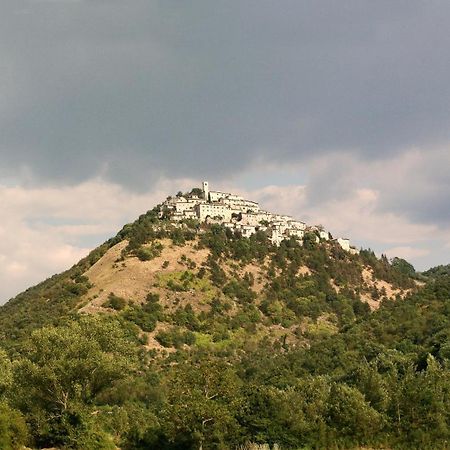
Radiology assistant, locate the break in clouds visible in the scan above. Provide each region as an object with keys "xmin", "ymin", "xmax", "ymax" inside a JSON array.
[{"xmin": 1, "ymin": 1, "xmax": 450, "ymax": 302}]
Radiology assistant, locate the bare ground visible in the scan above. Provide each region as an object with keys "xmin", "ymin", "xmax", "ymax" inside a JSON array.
[
  {"xmin": 360, "ymin": 267, "xmax": 410, "ymax": 310},
  {"xmin": 79, "ymin": 239, "xmax": 210, "ymax": 314}
]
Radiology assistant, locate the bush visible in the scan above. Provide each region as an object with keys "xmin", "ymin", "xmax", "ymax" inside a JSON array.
[
  {"xmin": 123, "ymin": 295, "xmax": 162, "ymax": 332},
  {"xmin": 170, "ymin": 228, "xmax": 186, "ymax": 246},
  {"xmin": 209, "ymin": 259, "xmax": 227, "ymax": 287},
  {"xmin": 171, "ymin": 304, "xmax": 200, "ymax": 331},
  {"xmin": 104, "ymin": 293, "xmax": 127, "ymax": 311},
  {"xmin": 155, "ymin": 328, "xmax": 196, "ymax": 348},
  {"xmin": 125, "ymin": 309, "xmax": 157, "ymax": 332},
  {"xmin": 223, "ymin": 279, "xmax": 256, "ymax": 303},
  {"xmin": 135, "ymin": 242, "xmax": 163, "ymax": 261}
]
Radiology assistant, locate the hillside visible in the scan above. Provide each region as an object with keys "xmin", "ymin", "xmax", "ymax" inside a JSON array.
[
  {"xmin": 0, "ymin": 202, "xmax": 449, "ymax": 449},
  {"xmin": 0, "ymin": 208, "xmax": 415, "ymax": 351}
]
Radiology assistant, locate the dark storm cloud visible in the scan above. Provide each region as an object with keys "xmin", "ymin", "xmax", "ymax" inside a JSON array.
[{"xmin": 1, "ymin": 1, "xmax": 450, "ymax": 206}]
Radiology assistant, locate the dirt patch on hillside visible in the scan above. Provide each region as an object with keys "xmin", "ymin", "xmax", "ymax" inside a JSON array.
[
  {"xmin": 359, "ymin": 293, "xmax": 382, "ymax": 311},
  {"xmin": 79, "ymin": 239, "xmax": 210, "ymax": 314},
  {"xmin": 297, "ymin": 265, "xmax": 312, "ymax": 276},
  {"xmin": 238, "ymin": 262, "xmax": 267, "ymax": 294},
  {"xmin": 329, "ymin": 267, "xmax": 411, "ymax": 311},
  {"xmin": 360, "ymin": 267, "xmax": 410, "ymax": 310}
]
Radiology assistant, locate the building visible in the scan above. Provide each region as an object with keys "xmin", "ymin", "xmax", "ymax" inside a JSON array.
[
  {"xmin": 319, "ymin": 230, "xmax": 330, "ymax": 240},
  {"xmin": 195, "ymin": 203, "xmax": 233, "ymax": 221},
  {"xmin": 161, "ymin": 181, "xmax": 354, "ymax": 249},
  {"xmin": 336, "ymin": 238, "xmax": 350, "ymax": 252}
]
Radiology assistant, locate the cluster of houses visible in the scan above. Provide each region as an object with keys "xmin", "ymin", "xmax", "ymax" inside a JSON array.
[{"xmin": 161, "ymin": 182, "xmax": 358, "ymax": 254}]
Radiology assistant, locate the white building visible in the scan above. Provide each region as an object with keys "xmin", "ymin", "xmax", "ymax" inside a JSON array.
[
  {"xmin": 270, "ymin": 228, "xmax": 284, "ymax": 246},
  {"xmin": 287, "ymin": 228, "xmax": 305, "ymax": 239},
  {"xmin": 161, "ymin": 181, "xmax": 354, "ymax": 249},
  {"xmin": 195, "ymin": 203, "xmax": 233, "ymax": 221},
  {"xmin": 337, "ymin": 238, "xmax": 350, "ymax": 252},
  {"xmin": 319, "ymin": 230, "xmax": 330, "ymax": 240}
]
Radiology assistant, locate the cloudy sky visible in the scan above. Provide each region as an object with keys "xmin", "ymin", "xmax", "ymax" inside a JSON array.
[{"xmin": 1, "ymin": 0, "xmax": 450, "ymax": 303}]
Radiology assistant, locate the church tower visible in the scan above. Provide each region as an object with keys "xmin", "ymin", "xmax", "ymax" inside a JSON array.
[{"xmin": 202, "ymin": 181, "xmax": 210, "ymax": 202}]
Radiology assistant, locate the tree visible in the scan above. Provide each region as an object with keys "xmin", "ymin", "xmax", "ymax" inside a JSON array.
[
  {"xmin": 391, "ymin": 257, "xmax": 416, "ymax": 276},
  {"xmin": 11, "ymin": 316, "xmax": 139, "ymax": 448},
  {"xmin": 190, "ymin": 187, "xmax": 204, "ymax": 198},
  {"xmin": 303, "ymin": 232, "xmax": 318, "ymax": 250},
  {"xmin": 0, "ymin": 403, "xmax": 28, "ymax": 450},
  {"xmin": 161, "ymin": 358, "xmax": 244, "ymax": 449},
  {"xmin": 0, "ymin": 349, "xmax": 12, "ymax": 398},
  {"xmin": 327, "ymin": 383, "xmax": 383, "ymax": 443}
]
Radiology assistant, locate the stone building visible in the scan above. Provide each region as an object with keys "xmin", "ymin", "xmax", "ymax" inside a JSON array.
[{"xmin": 161, "ymin": 181, "xmax": 357, "ymax": 251}]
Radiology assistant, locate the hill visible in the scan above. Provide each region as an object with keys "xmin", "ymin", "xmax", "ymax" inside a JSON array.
[
  {"xmin": 0, "ymin": 207, "xmax": 415, "ymax": 351},
  {"xmin": 422, "ymin": 263, "xmax": 450, "ymax": 279},
  {"xmin": 0, "ymin": 197, "xmax": 449, "ymax": 449}
]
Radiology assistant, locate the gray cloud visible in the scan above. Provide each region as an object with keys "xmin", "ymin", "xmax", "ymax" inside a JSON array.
[
  {"xmin": 299, "ymin": 147, "xmax": 450, "ymax": 231},
  {"xmin": 1, "ymin": 1, "xmax": 450, "ymax": 187},
  {"xmin": 1, "ymin": 0, "xmax": 450, "ymax": 247},
  {"xmin": 376, "ymin": 148, "xmax": 450, "ymax": 226}
]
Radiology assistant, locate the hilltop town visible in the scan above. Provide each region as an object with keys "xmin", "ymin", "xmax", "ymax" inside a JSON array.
[{"xmin": 161, "ymin": 181, "xmax": 358, "ymax": 253}]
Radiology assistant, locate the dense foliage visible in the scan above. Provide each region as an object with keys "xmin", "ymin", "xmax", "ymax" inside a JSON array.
[{"xmin": 1, "ymin": 216, "xmax": 449, "ymax": 449}]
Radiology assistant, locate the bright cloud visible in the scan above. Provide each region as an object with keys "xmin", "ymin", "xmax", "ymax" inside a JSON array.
[
  {"xmin": 0, "ymin": 176, "xmax": 197, "ymax": 303},
  {"xmin": 384, "ymin": 246, "xmax": 430, "ymax": 261}
]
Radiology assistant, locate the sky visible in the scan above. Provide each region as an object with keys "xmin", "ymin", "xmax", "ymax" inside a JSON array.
[{"xmin": 1, "ymin": 1, "xmax": 450, "ymax": 304}]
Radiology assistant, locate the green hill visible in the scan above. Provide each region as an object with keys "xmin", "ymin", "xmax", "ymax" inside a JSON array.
[{"xmin": 0, "ymin": 204, "xmax": 449, "ymax": 449}]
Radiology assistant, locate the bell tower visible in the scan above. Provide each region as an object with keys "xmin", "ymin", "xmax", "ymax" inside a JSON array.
[{"xmin": 202, "ymin": 181, "xmax": 210, "ymax": 202}]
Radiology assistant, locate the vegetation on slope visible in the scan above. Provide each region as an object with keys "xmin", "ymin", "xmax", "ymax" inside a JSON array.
[
  {"xmin": 0, "ymin": 244, "xmax": 108, "ymax": 350},
  {"xmin": 0, "ymin": 209, "xmax": 449, "ymax": 449}
]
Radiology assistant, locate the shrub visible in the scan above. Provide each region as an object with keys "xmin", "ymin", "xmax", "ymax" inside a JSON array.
[
  {"xmin": 171, "ymin": 304, "xmax": 200, "ymax": 331},
  {"xmin": 124, "ymin": 308, "xmax": 157, "ymax": 332},
  {"xmin": 209, "ymin": 259, "xmax": 227, "ymax": 287},
  {"xmin": 223, "ymin": 279, "xmax": 256, "ymax": 303},
  {"xmin": 155, "ymin": 328, "xmax": 196, "ymax": 348},
  {"xmin": 123, "ymin": 294, "xmax": 163, "ymax": 332},
  {"xmin": 135, "ymin": 242, "xmax": 163, "ymax": 261},
  {"xmin": 104, "ymin": 293, "xmax": 127, "ymax": 311}
]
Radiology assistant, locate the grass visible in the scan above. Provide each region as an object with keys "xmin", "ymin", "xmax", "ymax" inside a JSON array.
[
  {"xmin": 156, "ymin": 271, "xmax": 218, "ymax": 303},
  {"xmin": 304, "ymin": 317, "xmax": 338, "ymax": 339}
]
